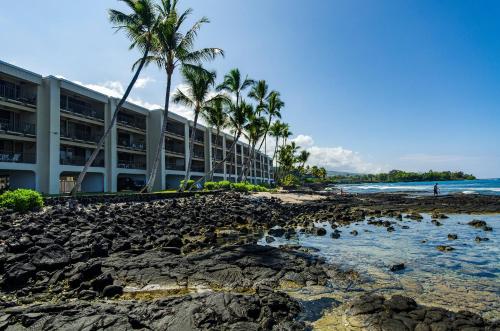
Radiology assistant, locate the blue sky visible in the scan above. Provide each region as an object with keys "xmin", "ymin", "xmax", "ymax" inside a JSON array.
[{"xmin": 1, "ymin": 0, "xmax": 499, "ymax": 177}]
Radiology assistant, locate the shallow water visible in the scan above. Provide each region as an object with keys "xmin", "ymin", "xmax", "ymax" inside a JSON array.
[
  {"xmin": 341, "ymin": 178, "xmax": 500, "ymax": 195},
  {"xmin": 259, "ymin": 213, "xmax": 500, "ymax": 320}
]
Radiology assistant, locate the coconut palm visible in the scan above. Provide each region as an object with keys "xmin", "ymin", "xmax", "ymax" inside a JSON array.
[
  {"xmin": 241, "ymin": 113, "xmax": 267, "ymax": 182},
  {"xmin": 142, "ymin": 0, "xmax": 224, "ymax": 192},
  {"xmin": 255, "ymin": 91, "xmax": 283, "ymax": 159},
  {"xmin": 248, "ymin": 80, "xmax": 268, "ymax": 115},
  {"xmin": 172, "ymin": 65, "xmax": 223, "ymax": 191},
  {"xmin": 217, "ymin": 69, "xmax": 253, "ymax": 108},
  {"xmin": 269, "ymin": 120, "xmax": 284, "ymax": 167},
  {"xmin": 297, "ymin": 150, "xmax": 310, "ymax": 168},
  {"xmin": 281, "ymin": 123, "xmax": 292, "ymax": 147},
  {"xmin": 191, "ymin": 99, "xmax": 250, "ymax": 187},
  {"xmin": 71, "ymin": 0, "xmax": 157, "ymax": 196},
  {"xmin": 202, "ymin": 98, "xmax": 229, "ymax": 181}
]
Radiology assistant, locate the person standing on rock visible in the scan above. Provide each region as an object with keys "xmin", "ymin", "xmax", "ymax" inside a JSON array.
[{"xmin": 433, "ymin": 183, "xmax": 440, "ymax": 197}]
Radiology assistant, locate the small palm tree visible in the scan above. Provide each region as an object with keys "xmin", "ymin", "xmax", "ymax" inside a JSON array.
[
  {"xmin": 202, "ymin": 98, "xmax": 229, "ymax": 181},
  {"xmin": 71, "ymin": 0, "xmax": 157, "ymax": 196},
  {"xmin": 269, "ymin": 120, "xmax": 284, "ymax": 167},
  {"xmin": 297, "ymin": 150, "xmax": 311, "ymax": 168},
  {"xmin": 217, "ymin": 69, "xmax": 254, "ymax": 108},
  {"xmin": 142, "ymin": 0, "xmax": 223, "ymax": 192},
  {"xmin": 255, "ymin": 91, "xmax": 284, "ymax": 160},
  {"xmin": 248, "ymin": 80, "xmax": 268, "ymax": 115},
  {"xmin": 172, "ymin": 65, "xmax": 224, "ymax": 191},
  {"xmin": 241, "ymin": 113, "xmax": 267, "ymax": 182}
]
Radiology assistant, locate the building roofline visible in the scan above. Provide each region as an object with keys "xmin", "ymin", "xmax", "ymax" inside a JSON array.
[{"xmin": 0, "ymin": 60, "xmax": 43, "ymax": 85}]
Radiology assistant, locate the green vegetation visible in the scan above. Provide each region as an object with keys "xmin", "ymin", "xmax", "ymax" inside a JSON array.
[
  {"xmin": 328, "ymin": 170, "xmax": 476, "ymax": 184},
  {"xmin": 203, "ymin": 181, "xmax": 270, "ymax": 192},
  {"xmin": 0, "ymin": 189, "xmax": 44, "ymax": 212},
  {"xmin": 179, "ymin": 180, "xmax": 196, "ymax": 190}
]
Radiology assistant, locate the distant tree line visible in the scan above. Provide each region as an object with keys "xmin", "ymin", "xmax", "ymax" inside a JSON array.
[{"xmin": 329, "ymin": 170, "xmax": 476, "ymax": 184}]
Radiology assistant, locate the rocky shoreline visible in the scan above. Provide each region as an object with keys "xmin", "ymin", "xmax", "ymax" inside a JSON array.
[{"xmin": 0, "ymin": 192, "xmax": 498, "ymax": 330}]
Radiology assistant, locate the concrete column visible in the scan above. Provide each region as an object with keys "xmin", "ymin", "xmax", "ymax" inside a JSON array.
[
  {"xmin": 147, "ymin": 110, "xmax": 165, "ymax": 191},
  {"xmin": 222, "ymin": 135, "xmax": 227, "ymax": 180},
  {"xmin": 184, "ymin": 122, "xmax": 190, "ymax": 172},
  {"xmin": 106, "ymin": 98, "xmax": 118, "ymax": 192},
  {"xmin": 38, "ymin": 77, "xmax": 61, "ymax": 194},
  {"xmin": 206, "ymin": 128, "xmax": 212, "ymax": 175}
]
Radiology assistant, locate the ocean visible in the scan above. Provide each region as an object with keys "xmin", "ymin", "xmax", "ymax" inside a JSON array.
[{"xmin": 341, "ymin": 178, "xmax": 500, "ymax": 195}]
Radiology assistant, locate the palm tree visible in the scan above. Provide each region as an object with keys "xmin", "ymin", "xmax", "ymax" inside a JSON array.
[
  {"xmin": 297, "ymin": 150, "xmax": 310, "ymax": 168},
  {"xmin": 255, "ymin": 91, "xmax": 283, "ymax": 159},
  {"xmin": 248, "ymin": 80, "xmax": 268, "ymax": 115},
  {"xmin": 281, "ymin": 123, "xmax": 292, "ymax": 147},
  {"xmin": 202, "ymin": 98, "xmax": 228, "ymax": 181},
  {"xmin": 71, "ymin": 0, "xmax": 157, "ymax": 196},
  {"xmin": 217, "ymin": 69, "xmax": 254, "ymax": 107},
  {"xmin": 191, "ymin": 99, "xmax": 250, "ymax": 187},
  {"xmin": 269, "ymin": 120, "xmax": 284, "ymax": 167},
  {"xmin": 216, "ymin": 69, "xmax": 253, "ymax": 181},
  {"xmin": 142, "ymin": 0, "xmax": 224, "ymax": 192},
  {"xmin": 172, "ymin": 65, "xmax": 223, "ymax": 191},
  {"xmin": 241, "ymin": 113, "xmax": 267, "ymax": 182}
]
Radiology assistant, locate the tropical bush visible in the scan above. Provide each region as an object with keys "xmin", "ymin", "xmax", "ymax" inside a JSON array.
[
  {"xmin": 0, "ymin": 189, "xmax": 44, "ymax": 212},
  {"xmin": 179, "ymin": 180, "xmax": 195, "ymax": 190},
  {"xmin": 281, "ymin": 174, "xmax": 300, "ymax": 187},
  {"xmin": 203, "ymin": 181, "xmax": 269, "ymax": 192}
]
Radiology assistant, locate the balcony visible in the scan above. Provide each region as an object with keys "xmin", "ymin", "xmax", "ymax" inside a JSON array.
[
  {"xmin": 167, "ymin": 122, "xmax": 185, "ymax": 138},
  {"xmin": 0, "ymin": 150, "xmax": 36, "ymax": 164},
  {"xmin": 0, "ymin": 120, "xmax": 36, "ymax": 136},
  {"xmin": 117, "ymin": 160, "xmax": 146, "ymax": 170},
  {"xmin": 189, "ymin": 128, "xmax": 204, "ymax": 144},
  {"xmin": 193, "ymin": 147, "xmax": 205, "ymax": 159},
  {"xmin": 0, "ymin": 79, "xmax": 37, "ymax": 107},
  {"xmin": 117, "ymin": 113, "xmax": 146, "ymax": 130},
  {"xmin": 166, "ymin": 157, "xmax": 185, "ymax": 171},
  {"xmin": 61, "ymin": 95, "xmax": 104, "ymax": 121}
]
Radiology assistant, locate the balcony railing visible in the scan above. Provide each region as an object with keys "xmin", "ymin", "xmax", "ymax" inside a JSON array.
[
  {"xmin": 191, "ymin": 166, "xmax": 205, "ymax": 173},
  {"xmin": 61, "ymin": 99, "xmax": 104, "ymax": 121},
  {"xmin": 166, "ymin": 163, "xmax": 185, "ymax": 171},
  {"xmin": 0, "ymin": 80, "xmax": 36, "ymax": 106},
  {"xmin": 0, "ymin": 121, "xmax": 36, "ymax": 135},
  {"xmin": 60, "ymin": 156, "xmax": 104, "ymax": 167},
  {"xmin": 193, "ymin": 151, "xmax": 205, "ymax": 159},
  {"xmin": 0, "ymin": 151, "xmax": 36, "ymax": 163},
  {"xmin": 117, "ymin": 115, "xmax": 146, "ymax": 130},
  {"xmin": 117, "ymin": 160, "xmax": 146, "ymax": 170},
  {"xmin": 61, "ymin": 131, "xmax": 101, "ymax": 143},
  {"xmin": 118, "ymin": 141, "xmax": 146, "ymax": 151},
  {"xmin": 167, "ymin": 123, "xmax": 185, "ymax": 137}
]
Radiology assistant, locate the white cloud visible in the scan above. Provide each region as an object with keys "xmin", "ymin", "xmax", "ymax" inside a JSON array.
[
  {"xmin": 288, "ymin": 134, "xmax": 384, "ymax": 174},
  {"xmin": 72, "ymin": 80, "xmax": 162, "ymax": 110},
  {"xmin": 135, "ymin": 76, "xmax": 155, "ymax": 88}
]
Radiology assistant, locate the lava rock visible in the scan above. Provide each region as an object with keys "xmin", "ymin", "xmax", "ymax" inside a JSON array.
[
  {"xmin": 389, "ymin": 263, "xmax": 405, "ymax": 272},
  {"xmin": 447, "ymin": 234, "xmax": 458, "ymax": 240},
  {"xmin": 32, "ymin": 244, "xmax": 70, "ymax": 270},
  {"xmin": 102, "ymin": 285, "xmax": 123, "ymax": 298}
]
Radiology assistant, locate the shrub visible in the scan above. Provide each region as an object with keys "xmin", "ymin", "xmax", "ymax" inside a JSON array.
[
  {"xmin": 179, "ymin": 180, "xmax": 195, "ymax": 190},
  {"xmin": 280, "ymin": 174, "xmax": 300, "ymax": 187},
  {"xmin": 0, "ymin": 189, "xmax": 44, "ymax": 212},
  {"xmin": 218, "ymin": 180, "xmax": 232, "ymax": 190},
  {"xmin": 203, "ymin": 181, "xmax": 218, "ymax": 191}
]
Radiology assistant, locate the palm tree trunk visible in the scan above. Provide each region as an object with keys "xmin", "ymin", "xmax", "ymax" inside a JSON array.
[
  {"xmin": 142, "ymin": 68, "xmax": 172, "ymax": 192},
  {"xmin": 181, "ymin": 110, "xmax": 199, "ymax": 191},
  {"xmin": 71, "ymin": 48, "xmax": 149, "ymax": 197},
  {"xmin": 191, "ymin": 132, "xmax": 240, "ymax": 188}
]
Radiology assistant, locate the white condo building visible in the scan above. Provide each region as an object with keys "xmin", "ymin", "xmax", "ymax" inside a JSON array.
[{"xmin": 0, "ymin": 61, "xmax": 273, "ymax": 194}]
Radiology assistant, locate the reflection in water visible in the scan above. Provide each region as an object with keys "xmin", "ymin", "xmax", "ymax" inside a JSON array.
[{"xmin": 259, "ymin": 214, "xmax": 499, "ymax": 320}]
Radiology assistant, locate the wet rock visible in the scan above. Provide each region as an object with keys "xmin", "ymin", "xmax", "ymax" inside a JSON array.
[
  {"xmin": 350, "ymin": 230, "xmax": 358, "ymax": 236},
  {"xmin": 312, "ymin": 227, "xmax": 327, "ymax": 236},
  {"xmin": 406, "ymin": 212, "xmax": 423, "ymax": 220},
  {"xmin": 475, "ymin": 236, "xmax": 489, "ymax": 243},
  {"xmin": 268, "ymin": 228, "xmax": 285, "ymax": 237},
  {"xmin": 436, "ymin": 245, "xmax": 455, "ymax": 252},
  {"xmin": 330, "ymin": 231, "xmax": 341, "ymax": 239},
  {"xmin": 447, "ymin": 234, "xmax": 458, "ymax": 240},
  {"xmin": 265, "ymin": 236, "xmax": 275, "ymax": 243},
  {"xmin": 468, "ymin": 219, "xmax": 492, "ymax": 231},
  {"xmin": 431, "ymin": 212, "xmax": 448, "ymax": 219},
  {"xmin": 431, "ymin": 219, "xmax": 442, "ymax": 226},
  {"xmin": 390, "ymin": 263, "xmax": 405, "ymax": 272}
]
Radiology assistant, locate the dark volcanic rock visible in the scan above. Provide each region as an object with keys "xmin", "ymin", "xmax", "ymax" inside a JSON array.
[
  {"xmin": 447, "ymin": 233, "xmax": 458, "ymax": 240},
  {"xmin": 389, "ymin": 263, "xmax": 405, "ymax": 272},
  {"xmin": 32, "ymin": 244, "xmax": 70, "ymax": 270},
  {"xmin": 436, "ymin": 245, "xmax": 455, "ymax": 252}
]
